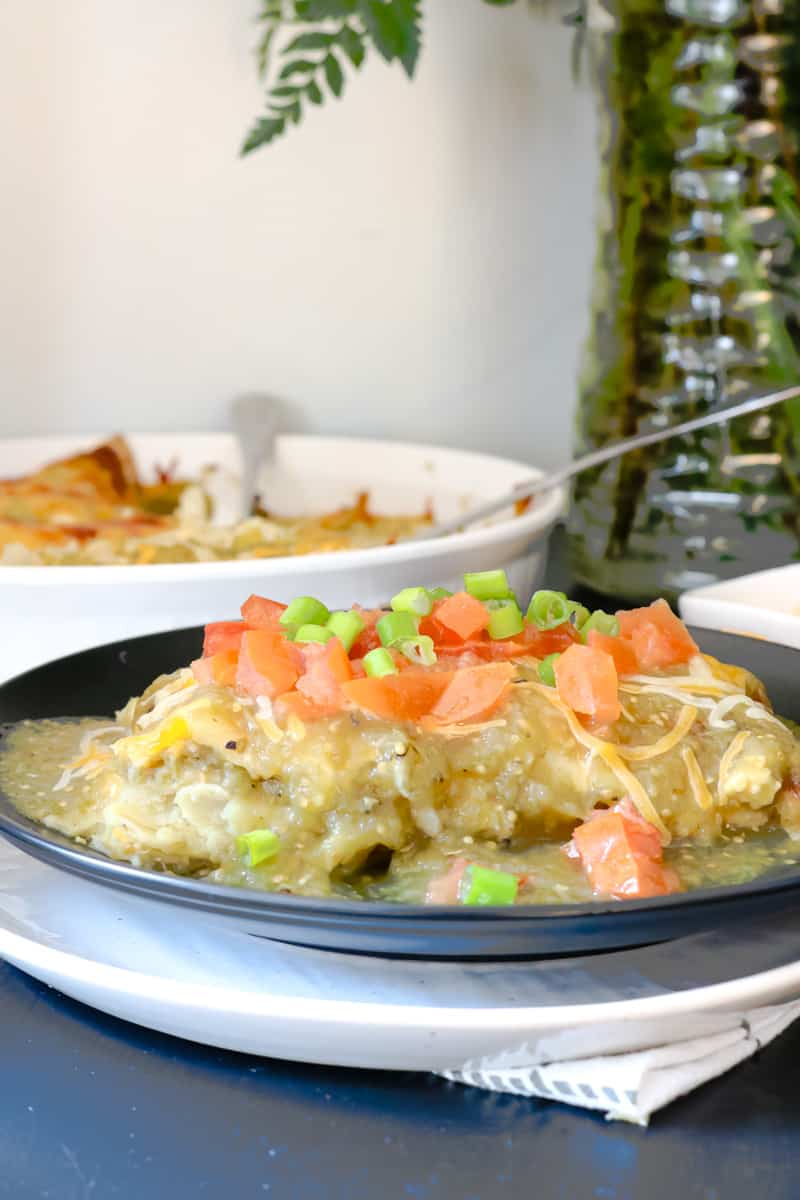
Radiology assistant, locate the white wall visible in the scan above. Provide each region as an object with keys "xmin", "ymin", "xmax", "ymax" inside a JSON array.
[{"xmin": 0, "ymin": 0, "xmax": 596, "ymax": 465}]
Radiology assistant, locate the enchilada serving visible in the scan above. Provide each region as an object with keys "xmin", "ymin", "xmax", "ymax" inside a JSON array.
[{"xmin": 3, "ymin": 571, "xmax": 799, "ymax": 909}]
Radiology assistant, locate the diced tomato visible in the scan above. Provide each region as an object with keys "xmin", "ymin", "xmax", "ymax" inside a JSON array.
[
  {"xmin": 192, "ymin": 648, "xmax": 239, "ymax": 687},
  {"xmin": 554, "ymin": 643, "xmax": 621, "ymax": 725},
  {"xmin": 616, "ymin": 599, "xmax": 698, "ymax": 670},
  {"xmin": 586, "ymin": 629, "xmax": 639, "ymax": 676},
  {"xmin": 422, "ymin": 619, "xmax": 579, "ymax": 663},
  {"xmin": 235, "ymin": 630, "xmax": 303, "ymax": 699},
  {"xmin": 567, "ymin": 799, "xmax": 681, "ymax": 899},
  {"xmin": 240, "ymin": 594, "xmax": 287, "ymax": 630},
  {"xmin": 425, "ymin": 858, "xmax": 468, "ymax": 904},
  {"xmin": 202, "ymin": 621, "xmax": 245, "ymax": 657},
  {"xmin": 342, "ymin": 669, "xmax": 455, "ymax": 722},
  {"xmin": 424, "ymin": 662, "xmax": 514, "ymax": 726},
  {"xmin": 348, "ymin": 607, "xmax": 384, "ymax": 659},
  {"xmin": 520, "ymin": 621, "xmax": 580, "ymax": 654},
  {"xmin": 431, "ymin": 593, "xmax": 490, "ymax": 642},
  {"xmin": 274, "ymin": 691, "xmax": 335, "ymax": 723},
  {"xmin": 418, "ymin": 613, "xmax": 465, "ymax": 648},
  {"xmin": 464, "ymin": 620, "xmax": 580, "ymax": 661},
  {"xmin": 295, "ymin": 637, "xmax": 354, "ymax": 713}
]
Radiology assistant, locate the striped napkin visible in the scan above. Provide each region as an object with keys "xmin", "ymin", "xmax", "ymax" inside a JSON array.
[{"xmin": 438, "ymin": 999, "xmax": 800, "ymax": 1124}]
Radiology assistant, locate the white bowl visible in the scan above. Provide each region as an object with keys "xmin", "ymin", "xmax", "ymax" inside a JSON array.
[
  {"xmin": 0, "ymin": 432, "xmax": 563, "ymax": 681},
  {"xmin": 679, "ymin": 563, "xmax": 800, "ymax": 650}
]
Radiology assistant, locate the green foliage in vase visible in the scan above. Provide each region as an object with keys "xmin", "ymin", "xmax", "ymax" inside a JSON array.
[
  {"xmin": 569, "ymin": 0, "xmax": 800, "ymax": 600},
  {"xmin": 243, "ymin": 0, "xmax": 522, "ymax": 154}
]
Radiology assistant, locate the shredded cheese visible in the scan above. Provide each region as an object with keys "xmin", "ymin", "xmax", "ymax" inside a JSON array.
[
  {"xmin": 115, "ymin": 715, "xmax": 190, "ymax": 767},
  {"xmin": 616, "ymin": 705, "xmax": 698, "ymax": 762},
  {"xmin": 682, "ymin": 746, "xmax": 714, "ymax": 810},
  {"xmin": 255, "ymin": 715, "xmax": 284, "ymax": 743},
  {"xmin": 52, "ymin": 754, "xmax": 96, "ymax": 793},
  {"xmin": 707, "ymin": 693, "xmax": 750, "ymax": 730},
  {"xmin": 528, "ymin": 682, "xmax": 670, "ymax": 841},
  {"xmin": 621, "ymin": 676, "xmax": 736, "ymax": 696},
  {"xmin": 78, "ymin": 725, "xmax": 122, "ymax": 755},
  {"xmin": 286, "ymin": 714, "xmax": 307, "ymax": 741},
  {"xmin": 425, "ymin": 719, "xmax": 508, "ymax": 739},
  {"xmin": 717, "ymin": 730, "xmax": 750, "ymax": 796},
  {"xmin": 253, "ymin": 696, "xmax": 284, "ymax": 742},
  {"xmin": 51, "ymin": 739, "xmax": 115, "ymax": 791},
  {"xmin": 136, "ymin": 672, "xmax": 199, "ymax": 729},
  {"xmin": 688, "ymin": 655, "xmax": 716, "ymax": 681},
  {"xmin": 620, "ymin": 683, "xmax": 719, "ymax": 711}
]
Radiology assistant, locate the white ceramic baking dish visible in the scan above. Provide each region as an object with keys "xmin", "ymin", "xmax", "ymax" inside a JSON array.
[{"xmin": 0, "ymin": 433, "xmax": 564, "ymax": 681}]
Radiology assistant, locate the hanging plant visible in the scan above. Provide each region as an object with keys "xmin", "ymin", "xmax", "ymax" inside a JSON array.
[{"xmin": 242, "ymin": 0, "xmax": 522, "ymax": 154}]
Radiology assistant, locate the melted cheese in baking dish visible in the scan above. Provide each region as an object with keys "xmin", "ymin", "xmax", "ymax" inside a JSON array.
[{"xmin": 0, "ymin": 437, "xmax": 429, "ymax": 565}]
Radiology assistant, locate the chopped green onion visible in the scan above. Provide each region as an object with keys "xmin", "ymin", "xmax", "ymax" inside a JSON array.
[
  {"xmin": 390, "ymin": 587, "xmax": 433, "ymax": 617},
  {"xmin": 570, "ymin": 603, "xmax": 591, "ymax": 630},
  {"xmin": 236, "ymin": 828, "xmax": 280, "ymax": 867},
  {"xmin": 487, "ymin": 593, "xmax": 520, "ymax": 611},
  {"xmin": 280, "ymin": 596, "xmax": 330, "ymax": 629},
  {"xmin": 428, "ymin": 587, "xmax": 453, "ymax": 602},
  {"xmin": 377, "ymin": 610, "xmax": 419, "ymax": 647},
  {"xmin": 363, "ymin": 647, "xmax": 399, "ymax": 677},
  {"xmin": 487, "ymin": 601, "xmax": 524, "ymax": 641},
  {"xmin": 325, "ymin": 610, "xmax": 365, "ymax": 652},
  {"xmin": 398, "ymin": 635, "xmax": 437, "ymax": 666},
  {"xmin": 460, "ymin": 864, "xmax": 519, "ymax": 906},
  {"xmin": 579, "ymin": 610, "xmax": 620, "ymax": 639},
  {"xmin": 527, "ymin": 590, "xmax": 573, "ymax": 630},
  {"xmin": 538, "ymin": 652, "xmax": 561, "ymax": 687},
  {"xmin": 294, "ymin": 624, "xmax": 334, "ymax": 644},
  {"xmin": 464, "ymin": 569, "xmax": 511, "ymax": 602}
]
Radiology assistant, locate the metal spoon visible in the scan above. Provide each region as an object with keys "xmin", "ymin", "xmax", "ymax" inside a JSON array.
[
  {"xmin": 231, "ymin": 393, "xmax": 281, "ymax": 518},
  {"xmin": 416, "ymin": 383, "xmax": 800, "ymax": 540}
]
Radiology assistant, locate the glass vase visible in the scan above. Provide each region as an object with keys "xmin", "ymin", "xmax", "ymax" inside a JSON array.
[{"xmin": 567, "ymin": 0, "xmax": 800, "ymax": 602}]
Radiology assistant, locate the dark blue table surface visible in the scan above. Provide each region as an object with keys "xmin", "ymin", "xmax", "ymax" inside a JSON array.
[{"xmin": 3, "ymin": 531, "xmax": 799, "ymax": 1199}]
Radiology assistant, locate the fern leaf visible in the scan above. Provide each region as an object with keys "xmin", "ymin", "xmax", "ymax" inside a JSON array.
[
  {"xmin": 250, "ymin": 0, "xmax": 522, "ymax": 151},
  {"xmin": 278, "ymin": 58, "xmax": 319, "ymax": 79},
  {"xmin": 393, "ymin": 0, "xmax": 422, "ymax": 74},
  {"xmin": 338, "ymin": 23, "xmax": 366, "ymax": 67},
  {"xmin": 324, "ymin": 51, "xmax": 345, "ymax": 96},
  {"xmin": 356, "ymin": 1, "xmax": 421, "ymax": 74},
  {"xmin": 241, "ymin": 115, "xmax": 287, "ymax": 154},
  {"xmin": 357, "ymin": 1, "xmax": 402, "ymax": 63},
  {"xmin": 296, "ymin": 0, "xmax": 358, "ymax": 15},
  {"xmin": 284, "ymin": 30, "xmax": 337, "ymax": 52}
]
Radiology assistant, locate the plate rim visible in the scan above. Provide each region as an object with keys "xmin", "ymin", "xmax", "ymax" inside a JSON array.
[{"xmin": 5, "ymin": 896, "xmax": 800, "ymax": 1032}]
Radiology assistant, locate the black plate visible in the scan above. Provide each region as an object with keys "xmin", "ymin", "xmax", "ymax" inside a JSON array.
[{"xmin": 1, "ymin": 625, "xmax": 800, "ymax": 960}]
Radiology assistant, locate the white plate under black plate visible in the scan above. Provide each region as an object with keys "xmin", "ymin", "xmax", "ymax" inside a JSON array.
[
  {"xmin": 5, "ymin": 837, "xmax": 800, "ymax": 1069},
  {"xmin": 1, "ymin": 626, "xmax": 799, "ymax": 960}
]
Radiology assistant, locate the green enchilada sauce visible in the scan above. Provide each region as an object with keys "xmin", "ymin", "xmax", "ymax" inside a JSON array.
[{"xmin": 2, "ymin": 718, "xmax": 800, "ymax": 905}]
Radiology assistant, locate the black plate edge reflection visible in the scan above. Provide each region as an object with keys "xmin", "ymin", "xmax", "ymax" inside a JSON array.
[{"xmin": 2, "ymin": 625, "xmax": 800, "ymax": 961}]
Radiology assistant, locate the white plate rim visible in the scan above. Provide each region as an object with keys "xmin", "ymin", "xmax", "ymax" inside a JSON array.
[{"xmin": 4, "ymin": 911, "xmax": 800, "ymax": 1036}]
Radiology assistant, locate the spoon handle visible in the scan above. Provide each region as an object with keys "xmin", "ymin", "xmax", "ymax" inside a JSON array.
[
  {"xmin": 231, "ymin": 393, "xmax": 280, "ymax": 519},
  {"xmin": 421, "ymin": 383, "xmax": 800, "ymax": 541}
]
